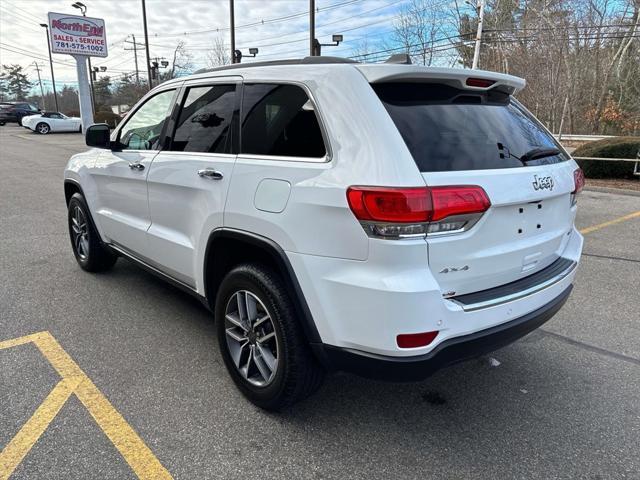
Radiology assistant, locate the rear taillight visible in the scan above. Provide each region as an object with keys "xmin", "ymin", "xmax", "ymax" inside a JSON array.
[
  {"xmin": 430, "ymin": 186, "xmax": 492, "ymax": 221},
  {"xmin": 346, "ymin": 187, "xmax": 431, "ymax": 223},
  {"xmin": 573, "ymin": 168, "xmax": 585, "ymax": 194},
  {"xmin": 347, "ymin": 185, "xmax": 490, "ymax": 239},
  {"xmin": 571, "ymin": 168, "xmax": 585, "ymax": 206}
]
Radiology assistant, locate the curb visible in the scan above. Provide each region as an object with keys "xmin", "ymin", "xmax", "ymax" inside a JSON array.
[{"xmin": 584, "ymin": 186, "xmax": 640, "ymax": 197}]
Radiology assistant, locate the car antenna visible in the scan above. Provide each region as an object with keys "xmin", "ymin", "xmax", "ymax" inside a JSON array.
[{"xmin": 384, "ymin": 54, "xmax": 412, "ymax": 64}]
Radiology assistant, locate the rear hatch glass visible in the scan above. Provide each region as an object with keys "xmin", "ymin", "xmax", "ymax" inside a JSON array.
[
  {"xmin": 373, "ymin": 82, "xmax": 577, "ymax": 297},
  {"xmin": 372, "ymin": 82, "xmax": 569, "ymax": 172}
]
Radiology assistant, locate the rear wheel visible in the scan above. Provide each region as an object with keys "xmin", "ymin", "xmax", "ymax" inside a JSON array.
[
  {"xmin": 36, "ymin": 122, "xmax": 50, "ymax": 134},
  {"xmin": 216, "ymin": 264, "xmax": 324, "ymax": 410},
  {"xmin": 67, "ymin": 193, "xmax": 117, "ymax": 272}
]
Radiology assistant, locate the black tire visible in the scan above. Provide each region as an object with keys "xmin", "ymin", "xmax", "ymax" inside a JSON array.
[
  {"xmin": 215, "ymin": 264, "xmax": 324, "ymax": 410},
  {"xmin": 17, "ymin": 117, "xmax": 22, "ymax": 126},
  {"xmin": 67, "ymin": 193, "xmax": 117, "ymax": 272},
  {"xmin": 36, "ymin": 122, "xmax": 50, "ymax": 134}
]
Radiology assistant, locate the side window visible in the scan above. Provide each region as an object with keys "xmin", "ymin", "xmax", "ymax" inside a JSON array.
[
  {"xmin": 241, "ymin": 84, "xmax": 326, "ymax": 158},
  {"xmin": 119, "ymin": 89, "xmax": 175, "ymax": 151},
  {"xmin": 170, "ymin": 84, "xmax": 236, "ymax": 153}
]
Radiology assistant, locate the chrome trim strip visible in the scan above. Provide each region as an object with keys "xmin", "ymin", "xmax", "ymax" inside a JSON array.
[
  {"xmin": 108, "ymin": 243, "xmax": 197, "ymax": 292},
  {"xmin": 450, "ymin": 260, "xmax": 577, "ymax": 312}
]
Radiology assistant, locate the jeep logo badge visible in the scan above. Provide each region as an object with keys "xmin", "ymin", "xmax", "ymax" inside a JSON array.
[{"xmin": 532, "ymin": 175, "xmax": 554, "ymax": 191}]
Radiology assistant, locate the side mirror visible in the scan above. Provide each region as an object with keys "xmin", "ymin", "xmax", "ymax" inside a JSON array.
[{"xmin": 86, "ymin": 123, "xmax": 111, "ymax": 149}]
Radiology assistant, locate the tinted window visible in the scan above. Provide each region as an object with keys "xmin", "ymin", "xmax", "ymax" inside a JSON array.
[
  {"xmin": 373, "ymin": 83, "xmax": 568, "ymax": 172},
  {"xmin": 171, "ymin": 84, "xmax": 236, "ymax": 153},
  {"xmin": 119, "ymin": 89, "xmax": 175, "ymax": 150},
  {"xmin": 241, "ymin": 84, "xmax": 326, "ymax": 158}
]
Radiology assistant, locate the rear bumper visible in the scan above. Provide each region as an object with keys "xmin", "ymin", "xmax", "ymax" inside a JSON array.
[{"xmin": 314, "ymin": 285, "xmax": 572, "ymax": 381}]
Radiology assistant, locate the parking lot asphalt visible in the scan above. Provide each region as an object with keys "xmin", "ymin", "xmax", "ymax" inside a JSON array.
[{"xmin": 1, "ymin": 124, "xmax": 639, "ymax": 480}]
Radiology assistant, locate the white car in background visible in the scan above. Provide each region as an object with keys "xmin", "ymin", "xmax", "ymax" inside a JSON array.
[{"xmin": 23, "ymin": 112, "xmax": 82, "ymax": 134}]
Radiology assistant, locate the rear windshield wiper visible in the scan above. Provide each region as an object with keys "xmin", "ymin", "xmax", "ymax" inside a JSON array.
[{"xmin": 518, "ymin": 147, "xmax": 561, "ymax": 164}]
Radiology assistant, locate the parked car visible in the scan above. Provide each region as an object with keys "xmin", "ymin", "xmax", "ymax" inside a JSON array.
[
  {"xmin": 63, "ymin": 57, "xmax": 584, "ymax": 410},
  {"xmin": 22, "ymin": 112, "xmax": 82, "ymax": 134},
  {"xmin": 0, "ymin": 101, "xmax": 41, "ymax": 125}
]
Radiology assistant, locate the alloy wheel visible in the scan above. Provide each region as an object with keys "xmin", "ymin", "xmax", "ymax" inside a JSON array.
[
  {"xmin": 224, "ymin": 290, "xmax": 279, "ymax": 387},
  {"xmin": 37, "ymin": 124, "xmax": 49, "ymax": 134},
  {"xmin": 71, "ymin": 206, "xmax": 89, "ymax": 260}
]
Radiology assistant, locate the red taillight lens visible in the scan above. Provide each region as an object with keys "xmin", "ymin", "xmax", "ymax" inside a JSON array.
[
  {"xmin": 573, "ymin": 168, "xmax": 585, "ymax": 194},
  {"xmin": 430, "ymin": 186, "xmax": 491, "ymax": 221},
  {"xmin": 397, "ymin": 331, "xmax": 439, "ymax": 348},
  {"xmin": 346, "ymin": 187, "xmax": 432, "ymax": 223},
  {"xmin": 347, "ymin": 185, "xmax": 491, "ymax": 238},
  {"xmin": 466, "ymin": 77, "xmax": 496, "ymax": 88}
]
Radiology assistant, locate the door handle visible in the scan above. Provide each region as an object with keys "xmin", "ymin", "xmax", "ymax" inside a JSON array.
[
  {"xmin": 129, "ymin": 162, "xmax": 145, "ymax": 171},
  {"xmin": 197, "ymin": 169, "xmax": 223, "ymax": 180}
]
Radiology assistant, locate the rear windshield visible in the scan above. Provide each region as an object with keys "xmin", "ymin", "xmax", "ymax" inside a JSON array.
[{"xmin": 373, "ymin": 83, "xmax": 568, "ymax": 172}]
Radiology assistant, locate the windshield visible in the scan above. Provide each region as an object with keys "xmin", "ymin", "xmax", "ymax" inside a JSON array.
[{"xmin": 373, "ymin": 82, "xmax": 569, "ymax": 172}]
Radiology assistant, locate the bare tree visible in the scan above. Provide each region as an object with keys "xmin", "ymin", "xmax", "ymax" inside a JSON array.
[
  {"xmin": 206, "ymin": 36, "xmax": 231, "ymax": 68},
  {"xmin": 167, "ymin": 41, "xmax": 193, "ymax": 79},
  {"xmin": 391, "ymin": 0, "xmax": 447, "ymax": 65}
]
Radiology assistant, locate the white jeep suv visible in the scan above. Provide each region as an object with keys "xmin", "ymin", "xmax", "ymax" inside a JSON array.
[{"xmin": 64, "ymin": 57, "xmax": 584, "ymax": 410}]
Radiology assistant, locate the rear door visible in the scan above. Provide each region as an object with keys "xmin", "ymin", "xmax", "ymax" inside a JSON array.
[
  {"xmin": 144, "ymin": 78, "xmax": 240, "ymax": 287},
  {"xmin": 374, "ymin": 82, "xmax": 578, "ymax": 296}
]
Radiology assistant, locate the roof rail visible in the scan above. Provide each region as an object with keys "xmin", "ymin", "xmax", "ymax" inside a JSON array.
[{"xmin": 193, "ymin": 56, "xmax": 359, "ymax": 75}]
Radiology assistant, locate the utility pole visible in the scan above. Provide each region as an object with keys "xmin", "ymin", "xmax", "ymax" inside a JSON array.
[
  {"xmin": 471, "ymin": 0, "xmax": 484, "ymax": 69},
  {"xmin": 230, "ymin": 0, "xmax": 236, "ymax": 63},
  {"xmin": 32, "ymin": 62, "xmax": 46, "ymax": 109},
  {"xmin": 40, "ymin": 24, "xmax": 59, "ymax": 112},
  {"xmin": 124, "ymin": 35, "xmax": 142, "ymax": 84},
  {"xmin": 141, "ymin": 0, "xmax": 153, "ymax": 90},
  {"xmin": 310, "ymin": 0, "xmax": 315, "ymax": 56}
]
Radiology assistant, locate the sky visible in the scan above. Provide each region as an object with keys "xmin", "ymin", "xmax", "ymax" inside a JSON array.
[{"xmin": 0, "ymin": 0, "xmax": 450, "ymax": 93}]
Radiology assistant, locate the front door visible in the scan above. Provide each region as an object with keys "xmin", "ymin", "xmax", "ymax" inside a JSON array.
[
  {"xmin": 145, "ymin": 80, "xmax": 240, "ymax": 287},
  {"xmin": 90, "ymin": 88, "xmax": 177, "ymax": 256}
]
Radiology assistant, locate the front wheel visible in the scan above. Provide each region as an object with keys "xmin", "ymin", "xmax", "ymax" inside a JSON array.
[
  {"xmin": 215, "ymin": 264, "xmax": 324, "ymax": 410},
  {"xmin": 67, "ymin": 193, "xmax": 117, "ymax": 272}
]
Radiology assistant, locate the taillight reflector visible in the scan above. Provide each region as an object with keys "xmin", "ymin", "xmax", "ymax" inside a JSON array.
[
  {"xmin": 466, "ymin": 77, "xmax": 496, "ymax": 88},
  {"xmin": 397, "ymin": 331, "xmax": 439, "ymax": 348},
  {"xmin": 573, "ymin": 168, "xmax": 585, "ymax": 194}
]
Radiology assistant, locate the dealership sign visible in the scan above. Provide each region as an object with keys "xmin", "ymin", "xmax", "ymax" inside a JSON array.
[{"xmin": 47, "ymin": 12, "xmax": 108, "ymax": 57}]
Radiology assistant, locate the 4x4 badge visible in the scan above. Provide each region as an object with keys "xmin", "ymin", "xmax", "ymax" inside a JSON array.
[
  {"xmin": 439, "ymin": 265, "xmax": 469, "ymax": 274},
  {"xmin": 532, "ymin": 175, "xmax": 554, "ymax": 191}
]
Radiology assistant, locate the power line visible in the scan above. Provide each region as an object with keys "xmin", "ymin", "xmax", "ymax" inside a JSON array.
[{"xmin": 152, "ymin": 0, "xmax": 367, "ymax": 38}]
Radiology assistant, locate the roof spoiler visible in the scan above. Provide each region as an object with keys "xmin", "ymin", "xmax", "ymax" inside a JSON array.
[{"xmin": 356, "ymin": 65, "xmax": 526, "ymax": 94}]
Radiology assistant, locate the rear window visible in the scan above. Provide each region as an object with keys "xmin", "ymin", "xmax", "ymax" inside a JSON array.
[
  {"xmin": 241, "ymin": 84, "xmax": 326, "ymax": 158},
  {"xmin": 373, "ymin": 83, "xmax": 568, "ymax": 172}
]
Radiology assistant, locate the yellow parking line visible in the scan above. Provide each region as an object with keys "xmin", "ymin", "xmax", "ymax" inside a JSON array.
[
  {"xmin": 0, "ymin": 377, "xmax": 82, "ymax": 479},
  {"xmin": 0, "ymin": 332, "xmax": 173, "ymax": 480},
  {"xmin": 75, "ymin": 380, "xmax": 172, "ymax": 480},
  {"xmin": 580, "ymin": 210, "xmax": 640, "ymax": 235}
]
